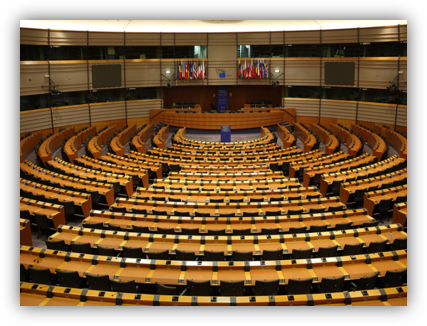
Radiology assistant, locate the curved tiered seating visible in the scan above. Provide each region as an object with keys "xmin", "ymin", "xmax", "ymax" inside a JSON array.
[{"xmin": 18, "ymin": 122, "xmax": 407, "ymax": 307}]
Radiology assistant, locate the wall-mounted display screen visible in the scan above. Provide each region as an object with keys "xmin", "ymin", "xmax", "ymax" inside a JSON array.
[
  {"xmin": 92, "ymin": 64, "xmax": 121, "ymax": 88},
  {"xmin": 324, "ymin": 62, "xmax": 355, "ymax": 86}
]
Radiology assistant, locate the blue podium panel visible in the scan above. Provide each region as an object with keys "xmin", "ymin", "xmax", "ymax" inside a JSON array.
[
  {"xmin": 221, "ymin": 125, "xmax": 231, "ymax": 142},
  {"xmin": 217, "ymin": 86, "xmax": 227, "ymax": 112}
]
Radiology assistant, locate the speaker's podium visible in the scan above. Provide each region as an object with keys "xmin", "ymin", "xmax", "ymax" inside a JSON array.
[{"xmin": 221, "ymin": 125, "xmax": 231, "ymax": 142}]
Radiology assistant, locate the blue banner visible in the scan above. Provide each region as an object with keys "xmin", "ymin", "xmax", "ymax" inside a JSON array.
[
  {"xmin": 217, "ymin": 86, "xmax": 227, "ymax": 112},
  {"xmin": 221, "ymin": 125, "xmax": 231, "ymax": 142}
]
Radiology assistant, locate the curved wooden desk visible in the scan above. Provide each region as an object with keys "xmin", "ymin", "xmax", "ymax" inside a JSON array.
[
  {"xmin": 20, "ymin": 131, "xmax": 42, "ymax": 163},
  {"xmin": 162, "ymin": 111, "xmax": 284, "ymax": 130},
  {"xmin": 19, "ymin": 282, "xmax": 407, "ymax": 306},
  {"xmin": 64, "ymin": 127, "xmax": 96, "ymax": 164},
  {"xmin": 38, "ymin": 127, "xmax": 75, "ymax": 167}
]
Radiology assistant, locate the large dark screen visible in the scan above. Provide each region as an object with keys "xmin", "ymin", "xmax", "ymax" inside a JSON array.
[
  {"xmin": 325, "ymin": 62, "xmax": 355, "ymax": 86},
  {"xmin": 92, "ymin": 64, "xmax": 122, "ymax": 88}
]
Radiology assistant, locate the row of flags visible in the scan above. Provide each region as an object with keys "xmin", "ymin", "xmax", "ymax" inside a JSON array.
[
  {"xmin": 174, "ymin": 59, "xmax": 270, "ymax": 80},
  {"xmin": 238, "ymin": 59, "xmax": 269, "ymax": 79},
  {"xmin": 176, "ymin": 60, "xmax": 207, "ymax": 80}
]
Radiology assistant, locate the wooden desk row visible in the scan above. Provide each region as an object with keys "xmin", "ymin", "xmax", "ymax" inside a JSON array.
[
  {"xmin": 174, "ymin": 127, "xmax": 274, "ymax": 147},
  {"xmin": 19, "ymin": 282, "xmax": 407, "ymax": 306},
  {"xmin": 364, "ymin": 185, "xmax": 407, "ymax": 216},
  {"xmin": 289, "ymin": 151, "xmax": 349, "ymax": 179},
  {"xmin": 319, "ymin": 156, "xmax": 406, "ymax": 196},
  {"xmin": 64, "ymin": 127, "xmax": 97, "ymax": 164},
  {"xmin": 131, "ymin": 124, "xmax": 153, "ymax": 154},
  {"xmin": 352, "ymin": 124, "xmax": 386, "ymax": 160},
  {"xmin": 38, "ymin": 127, "xmax": 75, "ymax": 167},
  {"xmin": 169, "ymin": 141, "xmax": 279, "ymax": 153},
  {"xmin": 110, "ymin": 196, "xmax": 346, "ymax": 217},
  {"xmin": 340, "ymin": 169, "xmax": 407, "ymax": 205},
  {"xmin": 153, "ymin": 177, "xmax": 302, "ymax": 192},
  {"xmin": 49, "ymin": 223, "xmax": 405, "ymax": 259},
  {"xmin": 48, "ymin": 158, "xmax": 134, "ymax": 198},
  {"xmin": 153, "ymin": 125, "xmax": 169, "ymax": 150},
  {"xmin": 127, "ymin": 149, "xmax": 324, "ymax": 168},
  {"xmin": 310, "ymin": 123, "xmax": 339, "ymax": 155},
  {"xmin": 21, "ymin": 161, "xmax": 115, "ymax": 207},
  {"xmin": 20, "ymin": 197, "xmax": 65, "ymax": 230},
  {"xmin": 83, "ymin": 208, "xmax": 374, "ymax": 235},
  {"xmin": 20, "ymin": 178, "xmax": 92, "ymax": 218},
  {"xmin": 374, "ymin": 124, "xmax": 407, "ymax": 159},
  {"xmin": 132, "ymin": 185, "xmax": 320, "ymax": 204},
  {"xmin": 20, "ymin": 131, "xmax": 42, "ymax": 163},
  {"xmin": 330, "ymin": 123, "xmax": 362, "ymax": 157},
  {"xmin": 20, "ymin": 219, "xmax": 32, "ymax": 247},
  {"xmin": 111, "ymin": 124, "xmax": 137, "ymax": 157},
  {"xmin": 74, "ymin": 156, "xmax": 149, "ymax": 188},
  {"xmin": 277, "ymin": 124, "xmax": 296, "ymax": 149},
  {"xmin": 167, "ymin": 171, "xmax": 285, "ymax": 182},
  {"xmin": 150, "ymin": 144, "xmax": 300, "ymax": 159},
  {"xmin": 20, "ymin": 245, "xmax": 407, "ymax": 288},
  {"xmin": 87, "ymin": 125, "xmax": 120, "ymax": 159},
  {"xmin": 294, "ymin": 123, "xmax": 316, "ymax": 152},
  {"xmin": 100, "ymin": 153, "xmax": 162, "ymax": 178},
  {"xmin": 392, "ymin": 202, "xmax": 407, "ymax": 226},
  {"xmin": 179, "ymin": 164, "xmax": 272, "ymax": 174},
  {"xmin": 302, "ymin": 153, "xmax": 377, "ymax": 187}
]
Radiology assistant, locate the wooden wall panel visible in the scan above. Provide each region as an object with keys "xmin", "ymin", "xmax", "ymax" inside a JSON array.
[
  {"xmin": 20, "ymin": 109, "xmax": 52, "ymax": 134},
  {"xmin": 357, "ymin": 102, "xmax": 397, "ymax": 125},
  {"xmin": 20, "ymin": 62, "xmax": 50, "ymax": 96},
  {"xmin": 88, "ymin": 32, "xmax": 124, "ymax": 46},
  {"xmin": 359, "ymin": 26, "xmax": 399, "ymax": 43},
  {"xmin": 127, "ymin": 99, "xmax": 162, "ymax": 119},
  {"xmin": 320, "ymin": 100, "xmax": 357, "ymax": 120},
  {"xmin": 271, "ymin": 31, "xmax": 284, "ymax": 45},
  {"xmin": 49, "ymin": 30, "xmax": 88, "ymax": 46},
  {"xmin": 161, "ymin": 33, "xmax": 175, "ymax": 46},
  {"xmin": 163, "ymin": 85, "xmax": 283, "ymax": 112},
  {"xmin": 285, "ymin": 30, "xmax": 320, "ymax": 44},
  {"xmin": 175, "ymin": 33, "xmax": 207, "ymax": 45},
  {"xmin": 358, "ymin": 58, "xmax": 399, "ymax": 89},
  {"xmin": 396, "ymin": 105, "xmax": 407, "ymax": 127},
  {"xmin": 285, "ymin": 58, "xmax": 321, "ymax": 86},
  {"xmin": 237, "ymin": 32, "xmax": 271, "ymax": 45},
  {"xmin": 284, "ymin": 98, "xmax": 320, "ymax": 117},
  {"xmin": 208, "ymin": 33, "xmax": 237, "ymax": 46},
  {"xmin": 49, "ymin": 61, "xmax": 88, "ymax": 93},
  {"xmin": 89, "ymin": 102, "xmax": 126, "ymax": 122},
  {"xmin": 208, "ymin": 41, "xmax": 237, "ymax": 85},
  {"xmin": 125, "ymin": 60, "xmax": 161, "ymax": 88},
  {"xmin": 20, "ymin": 28, "xmax": 49, "ymax": 45},
  {"xmin": 321, "ymin": 28, "xmax": 358, "ymax": 44},
  {"xmin": 125, "ymin": 33, "xmax": 161, "ymax": 46},
  {"xmin": 398, "ymin": 57, "xmax": 407, "ymax": 91},
  {"xmin": 52, "ymin": 104, "xmax": 90, "ymax": 128},
  {"xmin": 399, "ymin": 25, "xmax": 407, "ymax": 42}
]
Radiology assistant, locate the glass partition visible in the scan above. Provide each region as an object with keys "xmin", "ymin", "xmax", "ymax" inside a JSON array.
[
  {"xmin": 285, "ymin": 86, "xmax": 322, "ymax": 99},
  {"xmin": 321, "ymin": 43, "xmax": 360, "ymax": 58},
  {"xmin": 322, "ymin": 87, "xmax": 359, "ymax": 101}
]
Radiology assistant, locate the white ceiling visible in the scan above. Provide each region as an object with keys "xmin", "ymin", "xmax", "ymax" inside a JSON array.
[{"xmin": 20, "ymin": 20, "xmax": 407, "ymax": 33}]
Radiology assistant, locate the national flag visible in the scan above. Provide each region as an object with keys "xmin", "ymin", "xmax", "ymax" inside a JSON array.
[
  {"xmin": 238, "ymin": 60, "xmax": 241, "ymax": 79},
  {"xmin": 182, "ymin": 61, "xmax": 185, "ymax": 79},
  {"xmin": 194, "ymin": 61, "xmax": 197, "ymax": 79},
  {"xmin": 265, "ymin": 61, "xmax": 269, "ymax": 79},
  {"xmin": 176, "ymin": 61, "xmax": 179, "ymax": 79}
]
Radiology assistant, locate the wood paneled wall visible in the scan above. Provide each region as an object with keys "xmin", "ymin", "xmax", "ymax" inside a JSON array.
[
  {"xmin": 20, "ymin": 99, "xmax": 161, "ymax": 134},
  {"xmin": 162, "ymin": 85, "xmax": 283, "ymax": 111}
]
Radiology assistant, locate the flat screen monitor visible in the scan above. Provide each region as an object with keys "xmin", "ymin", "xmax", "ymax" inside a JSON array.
[
  {"xmin": 92, "ymin": 64, "xmax": 122, "ymax": 88},
  {"xmin": 324, "ymin": 62, "xmax": 355, "ymax": 86}
]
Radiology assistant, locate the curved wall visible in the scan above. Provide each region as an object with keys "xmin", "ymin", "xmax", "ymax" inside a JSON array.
[{"xmin": 20, "ymin": 24, "xmax": 407, "ymax": 135}]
